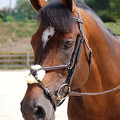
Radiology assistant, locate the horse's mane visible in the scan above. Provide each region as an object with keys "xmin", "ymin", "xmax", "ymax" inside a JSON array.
[{"xmin": 38, "ymin": 0, "xmax": 115, "ymax": 36}]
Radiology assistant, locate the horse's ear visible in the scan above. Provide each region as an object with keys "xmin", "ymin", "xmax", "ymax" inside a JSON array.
[
  {"xmin": 62, "ymin": 0, "xmax": 78, "ymax": 17},
  {"xmin": 30, "ymin": 0, "xmax": 47, "ymax": 12}
]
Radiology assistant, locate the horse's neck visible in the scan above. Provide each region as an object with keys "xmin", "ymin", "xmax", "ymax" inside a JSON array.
[
  {"xmin": 82, "ymin": 10, "xmax": 120, "ymax": 89},
  {"xmin": 70, "ymin": 8, "xmax": 120, "ymax": 117}
]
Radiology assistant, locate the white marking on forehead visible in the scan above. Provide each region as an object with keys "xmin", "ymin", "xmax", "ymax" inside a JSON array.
[{"xmin": 42, "ymin": 26, "xmax": 55, "ymax": 48}]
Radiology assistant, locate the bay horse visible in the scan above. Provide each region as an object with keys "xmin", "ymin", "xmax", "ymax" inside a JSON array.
[{"xmin": 21, "ymin": 0, "xmax": 120, "ymax": 120}]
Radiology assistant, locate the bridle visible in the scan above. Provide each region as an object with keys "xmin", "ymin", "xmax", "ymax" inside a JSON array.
[
  {"xmin": 30, "ymin": 11, "xmax": 89, "ymax": 110},
  {"xmin": 30, "ymin": 12, "xmax": 120, "ymax": 110}
]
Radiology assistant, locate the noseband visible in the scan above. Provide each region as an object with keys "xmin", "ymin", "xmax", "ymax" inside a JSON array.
[{"xmin": 30, "ymin": 12, "xmax": 120, "ymax": 110}]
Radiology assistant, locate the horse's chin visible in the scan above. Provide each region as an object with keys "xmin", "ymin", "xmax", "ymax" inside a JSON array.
[
  {"xmin": 35, "ymin": 113, "xmax": 55, "ymax": 120},
  {"xmin": 22, "ymin": 109, "xmax": 55, "ymax": 120},
  {"xmin": 35, "ymin": 114, "xmax": 55, "ymax": 120}
]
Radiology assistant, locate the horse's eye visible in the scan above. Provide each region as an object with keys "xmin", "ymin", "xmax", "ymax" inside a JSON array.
[{"xmin": 64, "ymin": 41, "xmax": 74, "ymax": 49}]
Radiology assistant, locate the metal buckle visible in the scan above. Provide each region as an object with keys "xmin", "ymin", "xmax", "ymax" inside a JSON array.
[{"xmin": 55, "ymin": 83, "xmax": 70, "ymax": 101}]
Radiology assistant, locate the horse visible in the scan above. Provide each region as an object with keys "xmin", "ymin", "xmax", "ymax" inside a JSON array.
[{"xmin": 21, "ymin": 0, "xmax": 120, "ymax": 120}]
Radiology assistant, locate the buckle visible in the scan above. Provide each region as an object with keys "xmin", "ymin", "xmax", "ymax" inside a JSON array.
[{"xmin": 55, "ymin": 83, "xmax": 70, "ymax": 102}]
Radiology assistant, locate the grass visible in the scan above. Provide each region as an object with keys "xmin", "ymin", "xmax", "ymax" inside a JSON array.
[
  {"xmin": 7, "ymin": 21, "xmax": 38, "ymax": 40},
  {"xmin": 0, "ymin": 20, "xmax": 38, "ymax": 43},
  {"xmin": 105, "ymin": 20, "xmax": 120, "ymax": 36},
  {"xmin": 0, "ymin": 36, "xmax": 7, "ymax": 43}
]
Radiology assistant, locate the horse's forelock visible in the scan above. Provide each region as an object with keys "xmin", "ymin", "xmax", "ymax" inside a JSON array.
[{"xmin": 38, "ymin": 0, "xmax": 76, "ymax": 33}]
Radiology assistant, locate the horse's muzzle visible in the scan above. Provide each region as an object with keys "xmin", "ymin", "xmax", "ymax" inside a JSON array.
[
  {"xmin": 21, "ymin": 101, "xmax": 46, "ymax": 120},
  {"xmin": 20, "ymin": 85, "xmax": 55, "ymax": 120}
]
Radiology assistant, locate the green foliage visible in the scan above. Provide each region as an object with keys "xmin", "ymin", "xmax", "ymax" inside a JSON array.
[
  {"xmin": 13, "ymin": 0, "xmax": 37, "ymax": 21},
  {"xmin": 0, "ymin": 0, "xmax": 119, "ymax": 22},
  {"xmin": 77, "ymin": 0, "xmax": 120, "ymax": 20},
  {"xmin": 0, "ymin": 9, "xmax": 9, "ymax": 22},
  {"xmin": 98, "ymin": 10, "xmax": 116, "ymax": 22},
  {"xmin": 2, "ymin": 21, "xmax": 38, "ymax": 41},
  {"xmin": 0, "ymin": 18, "xmax": 3, "ymax": 22},
  {"xmin": 0, "ymin": 10, "xmax": 4, "ymax": 19},
  {"xmin": 7, "ymin": 16, "xmax": 15, "ymax": 22},
  {"xmin": 0, "ymin": 20, "xmax": 38, "ymax": 43},
  {"xmin": 109, "ymin": 0, "xmax": 120, "ymax": 18},
  {"xmin": 0, "ymin": 0, "xmax": 38, "ymax": 22},
  {"xmin": 105, "ymin": 20, "xmax": 120, "ymax": 35},
  {"xmin": 85, "ymin": 0, "xmax": 110, "ymax": 12}
]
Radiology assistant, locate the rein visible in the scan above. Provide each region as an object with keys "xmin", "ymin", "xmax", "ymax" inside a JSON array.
[{"xmin": 68, "ymin": 85, "xmax": 120, "ymax": 96}]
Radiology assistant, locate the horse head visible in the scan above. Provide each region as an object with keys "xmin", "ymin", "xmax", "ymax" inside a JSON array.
[{"xmin": 21, "ymin": 0, "xmax": 90, "ymax": 120}]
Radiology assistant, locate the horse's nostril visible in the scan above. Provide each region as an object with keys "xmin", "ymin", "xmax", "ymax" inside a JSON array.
[{"xmin": 35, "ymin": 106, "xmax": 45, "ymax": 119}]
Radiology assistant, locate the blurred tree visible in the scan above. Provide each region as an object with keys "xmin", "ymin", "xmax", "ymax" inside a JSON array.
[
  {"xmin": 0, "ymin": 10, "xmax": 4, "ymax": 20},
  {"xmin": 76, "ymin": 0, "xmax": 118, "ymax": 21},
  {"xmin": 5, "ymin": 0, "xmax": 118, "ymax": 22},
  {"xmin": 13, "ymin": 0, "xmax": 37, "ymax": 21},
  {"xmin": 109, "ymin": 0, "xmax": 120, "ymax": 18},
  {"xmin": 0, "ymin": 9, "xmax": 9, "ymax": 22},
  {"xmin": 84, "ymin": 0, "xmax": 110, "ymax": 12}
]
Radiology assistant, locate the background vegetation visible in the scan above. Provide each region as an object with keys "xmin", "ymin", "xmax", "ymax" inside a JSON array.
[
  {"xmin": 0, "ymin": 0, "xmax": 120, "ymax": 53},
  {"xmin": 0, "ymin": 0, "xmax": 120, "ymax": 22},
  {"xmin": 84, "ymin": 0, "xmax": 120, "ymax": 22}
]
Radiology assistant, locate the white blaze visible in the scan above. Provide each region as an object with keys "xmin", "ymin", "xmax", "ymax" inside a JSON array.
[{"xmin": 42, "ymin": 26, "xmax": 55, "ymax": 48}]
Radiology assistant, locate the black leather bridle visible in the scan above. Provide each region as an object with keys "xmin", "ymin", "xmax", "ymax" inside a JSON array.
[{"xmin": 30, "ymin": 12, "xmax": 92, "ymax": 110}]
